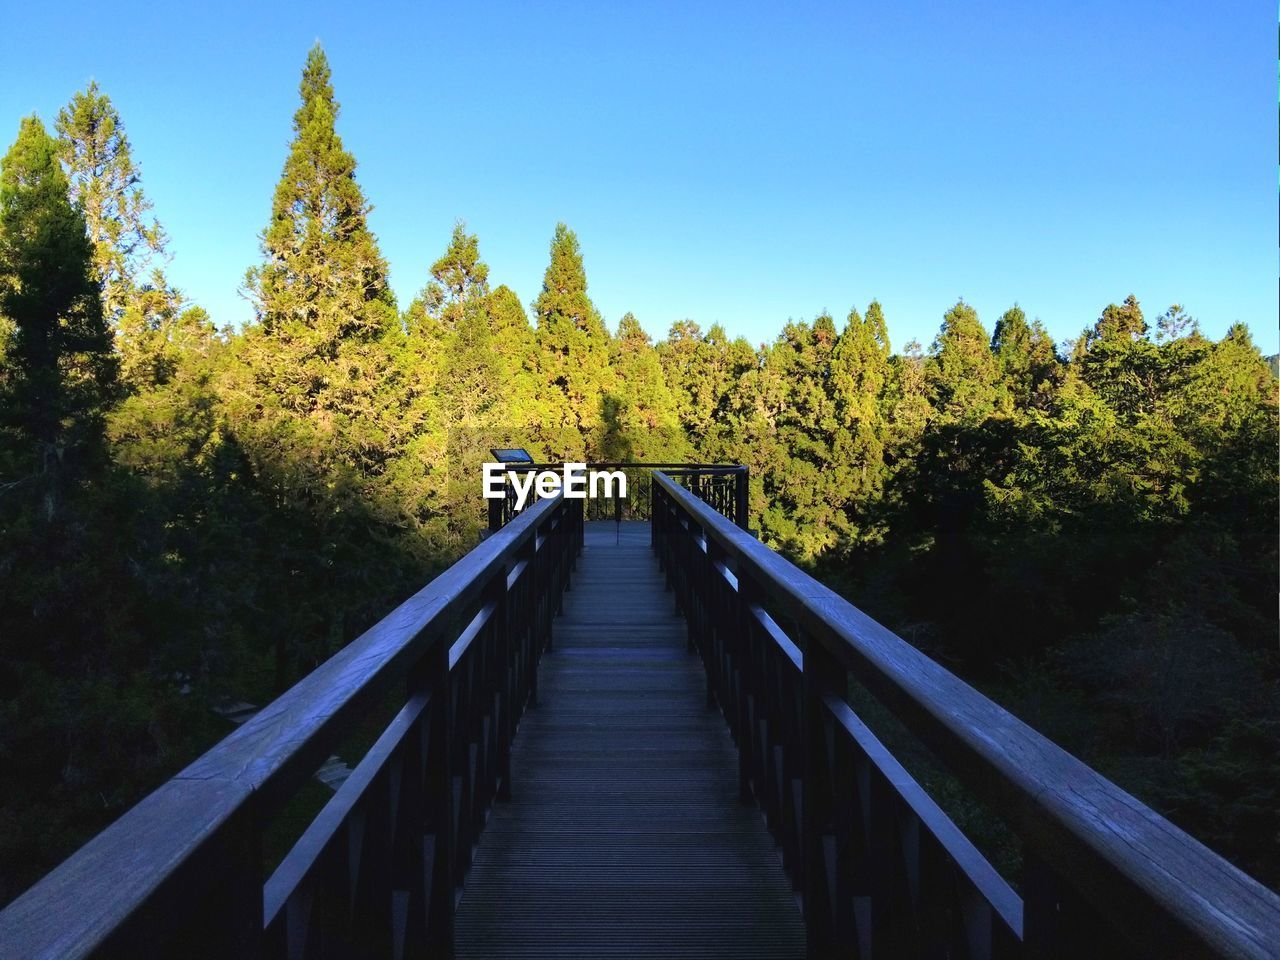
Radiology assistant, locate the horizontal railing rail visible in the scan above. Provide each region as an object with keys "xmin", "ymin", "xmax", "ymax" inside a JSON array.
[
  {"xmin": 650, "ymin": 470, "xmax": 1280, "ymax": 960},
  {"xmin": 0, "ymin": 491, "xmax": 584, "ymax": 959}
]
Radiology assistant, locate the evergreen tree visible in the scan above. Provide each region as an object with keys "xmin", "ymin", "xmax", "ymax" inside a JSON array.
[
  {"xmin": 658, "ymin": 319, "xmax": 756, "ymax": 450},
  {"xmin": 482, "ymin": 284, "xmax": 539, "ymax": 436},
  {"xmin": 830, "ymin": 301, "xmax": 892, "ymax": 534},
  {"xmin": 884, "ymin": 339, "xmax": 932, "ymax": 460},
  {"xmin": 991, "ymin": 305, "xmax": 1060, "ymax": 414},
  {"xmin": 928, "ymin": 300, "xmax": 997, "ymax": 425},
  {"xmin": 406, "ymin": 220, "xmax": 490, "ymax": 337},
  {"xmin": 532, "ymin": 222, "xmax": 612, "ymax": 458},
  {"xmin": 1155, "ymin": 303, "xmax": 1196, "ymax": 344},
  {"xmin": 55, "ymin": 83, "xmax": 166, "ymax": 323},
  {"xmin": 55, "ymin": 85, "xmax": 210, "ymax": 405},
  {"xmin": 751, "ymin": 315, "xmax": 848, "ymax": 556},
  {"xmin": 235, "ymin": 42, "xmax": 403, "ymax": 440},
  {"xmin": 0, "ymin": 116, "xmax": 115, "ymax": 483},
  {"xmin": 607, "ymin": 312, "xmax": 684, "ymax": 460},
  {"xmin": 1088, "ymin": 293, "xmax": 1147, "ymax": 345},
  {"xmin": 230, "ymin": 44, "xmax": 425, "ymax": 682},
  {"xmin": 243, "ymin": 44, "xmax": 398, "ymax": 353},
  {"xmin": 486, "ymin": 283, "xmax": 536, "ymax": 377}
]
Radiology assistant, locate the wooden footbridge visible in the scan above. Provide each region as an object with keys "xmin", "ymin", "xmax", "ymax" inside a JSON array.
[{"xmin": 2, "ymin": 468, "xmax": 1278, "ymax": 958}]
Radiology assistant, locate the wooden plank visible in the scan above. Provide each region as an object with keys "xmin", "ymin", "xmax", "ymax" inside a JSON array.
[{"xmin": 454, "ymin": 522, "xmax": 805, "ymax": 959}]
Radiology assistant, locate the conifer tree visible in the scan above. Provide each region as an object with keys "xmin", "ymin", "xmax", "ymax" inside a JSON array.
[
  {"xmin": 55, "ymin": 84, "xmax": 204, "ymax": 399},
  {"xmin": 884, "ymin": 339, "xmax": 932, "ymax": 460},
  {"xmin": 236, "ymin": 43, "xmax": 402, "ymax": 434},
  {"xmin": 486, "ymin": 284, "xmax": 536, "ymax": 374},
  {"xmin": 532, "ymin": 222, "xmax": 612, "ymax": 458},
  {"xmin": 55, "ymin": 83, "xmax": 166, "ymax": 323},
  {"xmin": 0, "ymin": 116, "xmax": 115, "ymax": 479},
  {"xmin": 475, "ymin": 283, "xmax": 540, "ymax": 457},
  {"xmin": 607, "ymin": 312, "xmax": 684, "ymax": 459},
  {"xmin": 405, "ymin": 221, "xmax": 490, "ymax": 337},
  {"xmin": 991, "ymin": 304, "xmax": 1031, "ymax": 402},
  {"xmin": 1089, "ymin": 293, "xmax": 1147, "ymax": 344},
  {"xmin": 991, "ymin": 305, "xmax": 1060, "ymax": 413},
  {"xmin": 753, "ymin": 314, "xmax": 849, "ymax": 555},
  {"xmin": 830, "ymin": 301, "xmax": 892, "ymax": 519},
  {"xmin": 658, "ymin": 320, "xmax": 756, "ymax": 450},
  {"xmin": 928, "ymin": 300, "xmax": 997, "ymax": 425},
  {"xmin": 230, "ymin": 45, "xmax": 424, "ymax": 677},
  {"xmin": 243, "ymin": 44, "xmax": 398, "ymax": 355}
]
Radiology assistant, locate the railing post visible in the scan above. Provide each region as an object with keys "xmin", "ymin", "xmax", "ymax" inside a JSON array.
[
  {"xmin": 423, "ymin": 635, "xmax": 455, "ymax": 955},
  {"xmin": 733, "ymin": 572, "xmax": 759, "ymax": 806},
  {"xmin": 803, "ymin": 634, "xmax": 841, "ymax": 959},
  {"xmin": 177, "ymin": 801, "xmax": 264, "ymax": 960},
  {"xmin": 1023, "ymin": 852, "xmax": 1124, "ymax": 959},
  {"xmin": 735, "ymin": 466, "xmax": 750, "ymax": 531}
]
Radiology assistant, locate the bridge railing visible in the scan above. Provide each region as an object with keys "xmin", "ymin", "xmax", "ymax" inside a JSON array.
[
  {"xmin": 650, "ymin": 471, "xmax": 1280, "ymax": 960},
  {"xmin": 0, "ymin": 491, "xmax": 583, "ymax": 959}
]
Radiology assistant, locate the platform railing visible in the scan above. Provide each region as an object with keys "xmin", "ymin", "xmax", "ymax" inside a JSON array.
[
  {"xmin": 650, "ymin": 470, "xmax": 1280, "ymax": 960},
  {"xmin": 0, "ymin": 492, "xmax": 583, "ymax": 959}
]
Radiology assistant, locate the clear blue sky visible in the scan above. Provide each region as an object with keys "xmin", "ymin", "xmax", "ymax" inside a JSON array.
[{"xmin": 2, "ymin": 1, "xmax": 1275, "ymax": 353}]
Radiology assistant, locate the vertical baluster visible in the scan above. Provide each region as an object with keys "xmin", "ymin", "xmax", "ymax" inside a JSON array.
[
  {"xmin": 392, "ymin": 692, "xmax": 431, "ymax": 959},
  {"xmin": 186, "ymin": 804, "xmax": 264, "ymax": 960},
  {"xmin": 421, "ymin": 638, "xmax": 454, "ymax": 952},
  {"xmin": 1023, "ymin": 852, "xmax": 1125, "ymax": 960},
  {"xmin": 782, "ymin": 644, "xmax": 806, "ymax": 883},
  {"xmin": 802, "ymin": 635, "xmax": 843, "ymax": 957},
  {"xmin": 731, "ymin": 574, "xmax": 755, "ymax": 805},
  {"xmin": 350, "ymin": 765, "xmax": 393, "ymax": 957},
  {"xmin": 829, "ymin": 723, "xmax": 857, "ymax": 952},
  {"xmin": 493, "ymin": 560, "xmax": 516, "ymax": 800}
]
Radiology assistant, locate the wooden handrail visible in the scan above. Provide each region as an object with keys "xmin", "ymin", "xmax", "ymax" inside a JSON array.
[
  {"xmin": 650, "ymin": 470, "xmax": 1280, "ymax": 959},
  {"xmin": 0, "ymin": 491, "xmax": 583, "ymax": 959}
]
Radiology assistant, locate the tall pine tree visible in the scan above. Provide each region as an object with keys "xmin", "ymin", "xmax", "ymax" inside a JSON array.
[
  {"xmin": 0, "ymin": 116, "xmax": 115, "ymax": 486},
  {"xmin": 231, "ymin": 44, "xmax": 425, "ymax": 682},
  {"xmin": 929, "ymin": 300, "xmax": 997, "ymax": 425},
  {"xmin": 991, "ymin": 304, "xmax": 1060, "ymax": 414},
  {"xmin": 830, "ymin": 301, "xmax": 892, "ymax": 536},
  {"xmin": 405, "ymin": 221, "xmax": 490, "ymax": 339},
  {"xmin": 237, "ymin": 43, "xmax": 402, "ymax": 435},
  {"xmin": 532, "ymin": 222, "xmax": 612, "ymax": 458},
  {"xmin": 54, "ymin": 83, "xmax": 166, "ymax": 324},
  {"xmin": 607, "ymin": 312, "xmax": 684, "ymax": 460},
  {"xmin": 56, "ymin": 84, "xmax": 213, "ymax": 401}
]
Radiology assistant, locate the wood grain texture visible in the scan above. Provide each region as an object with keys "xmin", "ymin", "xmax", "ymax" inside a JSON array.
[{"xmin": 454, "ymin": 522, "xmax": 805, "ymax": 959}]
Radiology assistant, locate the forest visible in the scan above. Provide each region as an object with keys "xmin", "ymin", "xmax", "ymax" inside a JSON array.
[{"xmin": 0, "ymin": 43, "xmax": 1276, "ymax": 905}]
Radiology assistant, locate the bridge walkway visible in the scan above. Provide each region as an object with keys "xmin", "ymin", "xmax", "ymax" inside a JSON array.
[{"xmin": 454, "ymin": 521, "xmax": 806, "ymax": 959}]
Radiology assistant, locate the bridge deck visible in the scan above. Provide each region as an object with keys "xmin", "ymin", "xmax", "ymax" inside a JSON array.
[{"xmin": 454, "ymin": 521, "xmax": 805, "ymax": 959}]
